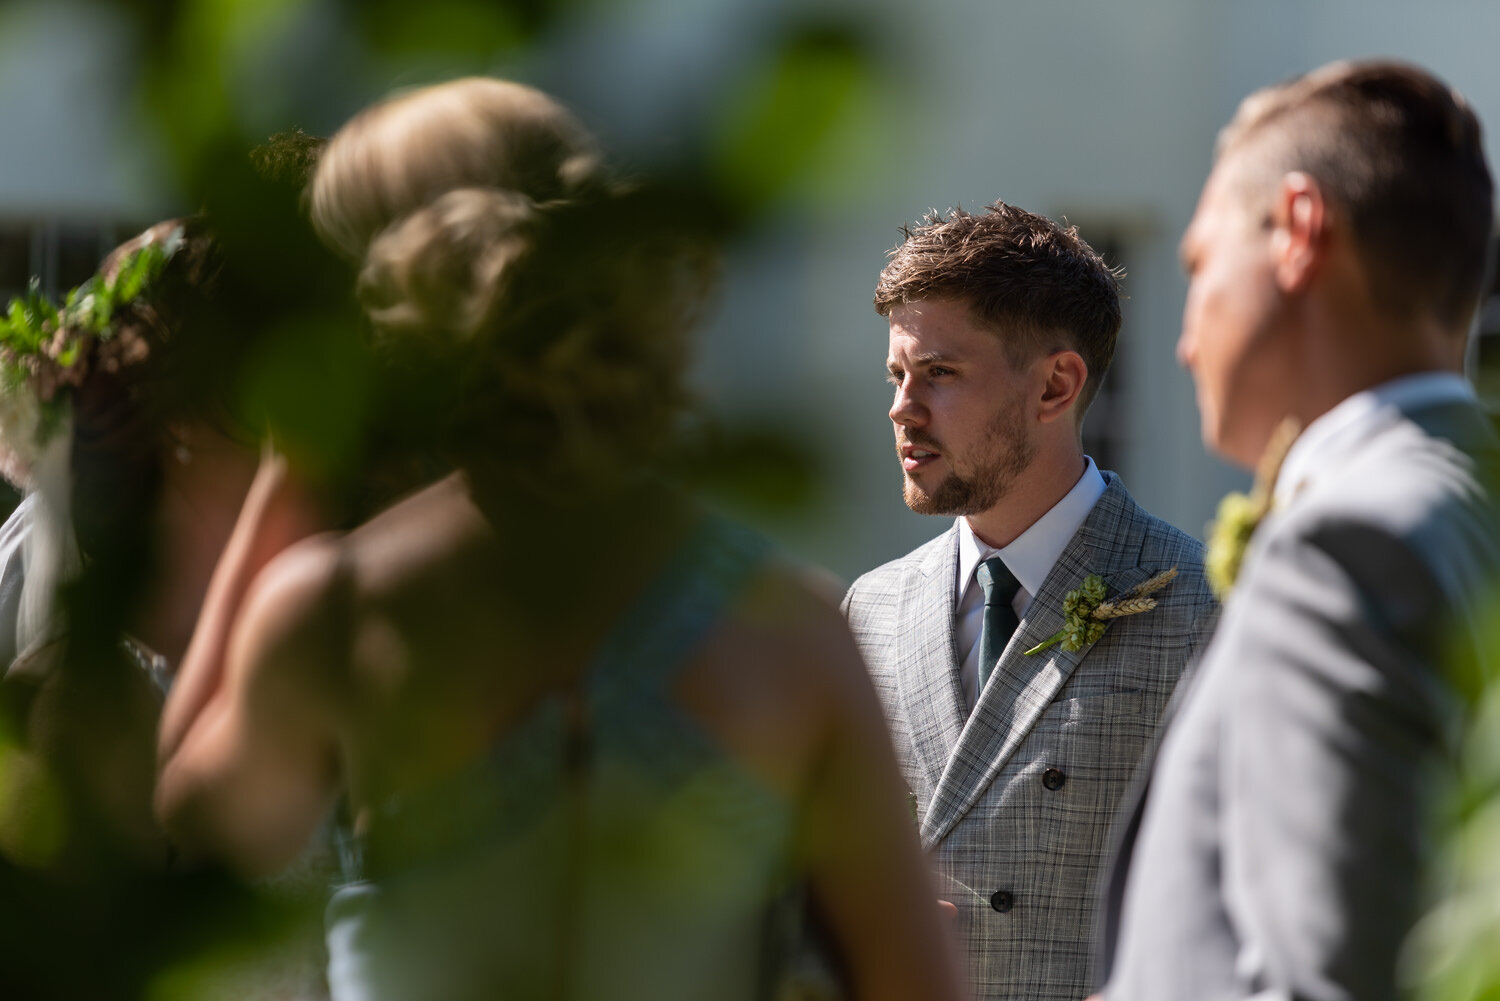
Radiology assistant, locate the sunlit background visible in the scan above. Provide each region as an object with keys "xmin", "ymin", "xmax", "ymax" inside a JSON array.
[{"xmin": 2, "ymin": 0, "xmax": 1498, "ymax": 578}]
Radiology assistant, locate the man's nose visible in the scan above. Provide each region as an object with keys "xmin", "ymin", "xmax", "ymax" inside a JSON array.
[
  {"xmin": 1176, "ymin": 324, "xmax": 1196, "ymax": 370},
  {"xmin": 890, "ymin": 381, "xmax": 924, "ymax": 427}
]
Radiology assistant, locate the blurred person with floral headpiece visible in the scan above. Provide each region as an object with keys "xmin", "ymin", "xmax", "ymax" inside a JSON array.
[
  {"xmin": 155, "ymin": 77, "xmax": 964, "ymax": 1001},
  {"xmin": 0, "ymin": 218, "xmax": 337, "ymax": 1000},
  {"xmin": 0, "ymin": 219, "xmax": 283, "ymax": 866}
]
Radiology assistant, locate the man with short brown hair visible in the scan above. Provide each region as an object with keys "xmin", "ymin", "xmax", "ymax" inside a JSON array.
[
  {"xmin": 845, "ymin": 202, "xmax": 1217, "ymax": 1001},
  {"xmin": 1098, "ymin": 60, "xmax": 1500, "ymax": 1001}
]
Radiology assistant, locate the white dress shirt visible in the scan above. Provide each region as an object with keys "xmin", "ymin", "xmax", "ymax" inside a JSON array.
[
  {"xmin": 954, "ymin": 457, "xmax": 1108, "ymax": 709},
  {"xmin": 1274, "ymin": 372, "xmax": 1477, "ymax": 505}
]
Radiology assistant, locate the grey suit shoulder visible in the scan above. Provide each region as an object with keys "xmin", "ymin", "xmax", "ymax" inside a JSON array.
[{"xmin": 1100, "ymin": 399, "xmax": 1500, "ymax": 1001}]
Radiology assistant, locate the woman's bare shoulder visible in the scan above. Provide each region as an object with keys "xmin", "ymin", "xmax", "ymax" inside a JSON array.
[
  {"xmin": 735, "ymin": 561, "xmax": 865, "ymax": 682},
  {"xmin": 688, "ymin": 560, "xmax": 870, "ymax": 731},
  {"xmin": 338, "ymin": 474, "xmax": 498, "ymax": 598},
  {"xmin": 229, "ymin": 532, "xmax": 352, "ymax": 681}
]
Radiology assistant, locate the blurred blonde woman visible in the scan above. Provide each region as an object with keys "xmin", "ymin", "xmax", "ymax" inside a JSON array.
[{"xmin": 156, "ymin": 78, "xmax": 962, "ymax": 1001}]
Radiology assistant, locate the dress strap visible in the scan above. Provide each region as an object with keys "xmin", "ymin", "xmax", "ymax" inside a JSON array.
[{"xmin": 586, "ymin": 517, "xmax": 772, "ymax": 707}]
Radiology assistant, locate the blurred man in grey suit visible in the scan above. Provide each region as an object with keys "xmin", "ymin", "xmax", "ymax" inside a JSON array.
[
  {"xmin": 1099, "ymin": 60, "xmax": 1500, "ymax": 1001},
  {"xmin": 843, "ymin": 203, "xmax": 1217, "ymax": 1001}
]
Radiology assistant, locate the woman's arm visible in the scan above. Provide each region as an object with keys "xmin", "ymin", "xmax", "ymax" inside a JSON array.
[
  {"xmin": 156, "ymin": 450, "xmax": 340, "ymax": 876},
  {"xmin": 795, "ymin": 603, "xmax": 967, "ymax": 1001}
]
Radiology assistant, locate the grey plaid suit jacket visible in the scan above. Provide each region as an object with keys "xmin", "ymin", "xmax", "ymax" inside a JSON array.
[{"xmin": 843, "ymin": 472, "xmax": 1217, "ymax": 1001}]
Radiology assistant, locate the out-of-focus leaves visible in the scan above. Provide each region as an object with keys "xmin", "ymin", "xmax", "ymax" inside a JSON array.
[
  {"xmin": 237, "ymin": 314, "xmax": 374, "ymax": 482},
  {"xmin": 0, "ymin": 730, "xmax": 67, "ymax": 869},
  {"xmin": 710, "ymin": 21, "xmax": 879, "ymax": 214},
  {"xmin": 680, "ymin": 422, "xmax": 822, "ymax": 520},
  {"xmin": 343, "ymin": 0, "xmax": 537, "ymax": 63},
  {"xmin": 1407, "ymin": 587, "xmax": 1500, "ymax": 1001},
  {"xmin": 144, "ymin": 876, "xmax": 327, "ymax": 1001},
  {"xmin": 53, "ymin": 2, "xmax": 894, "ymax": 996},
  {"xmin": 138, "ymin": 0, "xmax": 308, "ymax": 192}
]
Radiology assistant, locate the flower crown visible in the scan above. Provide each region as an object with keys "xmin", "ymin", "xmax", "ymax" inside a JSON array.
[{"xmin": 0, "ymin": 226, "xmax": 184, "ymax": 487}]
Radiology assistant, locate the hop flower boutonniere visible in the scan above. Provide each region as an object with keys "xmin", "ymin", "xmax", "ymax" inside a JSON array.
[
  {"xmin": 1204, "ymin": 417, "xmax": 1301, "ymax": 600},
  {"xmin": 1024, "ymin": 566, "xmax": 1180, "ymax": 655}
]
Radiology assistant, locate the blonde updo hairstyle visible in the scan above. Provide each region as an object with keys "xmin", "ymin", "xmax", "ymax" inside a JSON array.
[{"xmin": 309, "ymin": 78, "xmax": 706, "ymax": 499}]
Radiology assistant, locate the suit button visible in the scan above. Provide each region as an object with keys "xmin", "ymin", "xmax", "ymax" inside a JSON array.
[
  {"xmin": 1042, "ymin": 767, "xmax": 1066, "ymax": 791},
  {"xmin": 990, "ymin": 890, "xmax": 1014, "ymax": 913}
]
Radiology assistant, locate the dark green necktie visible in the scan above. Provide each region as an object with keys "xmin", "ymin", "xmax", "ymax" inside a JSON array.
[{"xmin": 975, "ymin": 556, "xmax": 1022, "ymax": 696}]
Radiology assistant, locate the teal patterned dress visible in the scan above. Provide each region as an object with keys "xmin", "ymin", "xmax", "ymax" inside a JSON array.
[{"xmin": 325, "ymin": 520, "xmax": 804, "ymax": 1001}]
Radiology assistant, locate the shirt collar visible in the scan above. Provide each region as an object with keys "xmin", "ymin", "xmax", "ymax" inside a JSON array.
[
  {"xmin": 956, "ymin": 456, "xmax": 1108, "ymax": 602},
  {"xmin": 1275, "ymin": 371, "xmax": 1476, "ymax": 505}
]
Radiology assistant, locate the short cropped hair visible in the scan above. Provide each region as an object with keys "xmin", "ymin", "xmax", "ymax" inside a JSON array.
[
  {"xmin": 874, "ymin": 202, "xmax": 1122, "ymax": 415},
  {"xmin": 1217, "ymin": 59, "xmax": 1494, "ymax": 331}
]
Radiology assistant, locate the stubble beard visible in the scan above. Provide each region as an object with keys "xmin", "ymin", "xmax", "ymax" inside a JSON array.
[{"xmin": 901, "ymin": 398, "xmax": 1036, "ymax": 516}]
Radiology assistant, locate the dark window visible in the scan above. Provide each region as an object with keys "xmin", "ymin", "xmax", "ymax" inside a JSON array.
[
  {"xmin": 0, "ymin": 219, "xmax": 123, "ymax": 303},
  {"xmin": 0, "ymin": 224, "xmax": 32, "ymax": 302},
  {"xmin": 1476, "ymin": 241, "xmax": 1500, "ymax": 413},
  {"xmin": 1079, "ymin": 230, "xmax": 1127, "ymax": 475},
  {"xmin": 57, "ymin": 223, "xmax": 116, "ymax": 294}
]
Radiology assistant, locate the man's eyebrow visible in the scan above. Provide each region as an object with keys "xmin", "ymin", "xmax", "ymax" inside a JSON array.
[
  {"xmin": 906, "ymin": 351, "xmax": 960, "ymax": 367},
  {"xmin": 887, "ymin": 350, "xmax": 962, "ymax": 375}
]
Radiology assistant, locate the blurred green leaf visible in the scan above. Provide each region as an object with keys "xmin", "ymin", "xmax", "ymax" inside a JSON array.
[
  {"xmin": 681, "ymin": 422, "xmax": 821, "ymax": 519},
  {"xmin": 710, "ymin": 23, "xmax": 877, "ymax": 213},
  {"xmin": 0, "ymin": 736, "xmax": 68, "ymax": 870},
  {"xmin": 236, "ymin": 314, "xmax": 374, "ymax": 480},
  {"xmin": 1410, "ymin": 585, "xmax": 1500, "ymax": 1001},
  {"xmin": 347, "ymin": 0, "xmax": 534, "ymax": 63}
]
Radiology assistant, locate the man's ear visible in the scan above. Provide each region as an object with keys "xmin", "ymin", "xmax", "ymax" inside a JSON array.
[
  {"xmin": 1037, "ymin": 350, "xmax": 1088, "ymax": 424},
  {"xmin": 1269, "ymin": 171, "xmax": 1327, "ymax": 293}
]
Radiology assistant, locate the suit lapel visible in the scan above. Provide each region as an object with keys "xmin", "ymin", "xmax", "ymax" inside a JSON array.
[
  {"xmin": 891, "ymin": 527, "xmax": 969, "ymax": 799},
  {"xmin": 921, "ymin": 475, "xmax": 1154, "ymax": 846}
]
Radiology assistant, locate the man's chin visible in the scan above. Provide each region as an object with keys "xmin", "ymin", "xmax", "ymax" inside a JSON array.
[
  {"xmin": 903, "ymin": 476, "xmax": 970, "ymax": 516},
  {"xmin": 1205, "ymin": 420, "xmax": 1262, "ymax": 473},
  {"xmin": 902, "ymin": 478, "xmax": 943, "ymax": 515}
]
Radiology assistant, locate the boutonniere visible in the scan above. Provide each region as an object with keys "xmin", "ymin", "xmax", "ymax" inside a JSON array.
[
  {"xmin": 1024, "ymin": 566, "xmax": 1180, "ymax": 655},
  {"xmin": 1205, "ymin": 417, "xmax": 1301, "ymax": 600}
]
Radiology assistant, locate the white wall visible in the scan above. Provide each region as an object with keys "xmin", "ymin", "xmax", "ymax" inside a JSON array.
[{"xmin": 0, "ymin": 0, "xmax": 164, "ymax": 219}]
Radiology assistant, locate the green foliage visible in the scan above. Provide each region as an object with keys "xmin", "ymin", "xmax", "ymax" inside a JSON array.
[
  {"xmin": 1409, "ymin": 586, "xmax": 1500, "ymax": 1001},
  {"xmin": 236, "ymin": 314, "xmax": 375, "ymax": 482},
  {"xmin": 349, "ymin": 0, "xmax": 533, "ymax": 62},
  {"xmin": 0, "ymin": 721, "xmax": 68, "ymax": 870},
  {"xmin": 2, "ymin": 280, "xmax": 58, "ymax": 355},
  {"xmin": 58, "ymin": 2, "xmax": 895, "ymax": 994},
  {"xmin": 681, "ymin": 424, "xmax": 822, "ymax": 522},
  {"xmin": 711, "ymin": 23, "xmax": 879, "ymax": 213}
]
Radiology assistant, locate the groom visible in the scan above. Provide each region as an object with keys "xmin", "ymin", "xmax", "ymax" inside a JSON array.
[
  {"xmin": 1098, "ymin": 60, "xmax": 1500, "ymax": 1001},
  {"xmin": 843, "ymin": 203, "xmax": 1217, "ymax": 1001}
]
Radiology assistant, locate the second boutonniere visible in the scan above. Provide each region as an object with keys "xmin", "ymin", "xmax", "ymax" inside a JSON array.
[
  {"xmin": 1024, "ymin": 566, "xmax": 1180, "ymax": 655},
  {"xmin": 1204, "ymin": 416, "xmax": 1301, "ymax": 600}
]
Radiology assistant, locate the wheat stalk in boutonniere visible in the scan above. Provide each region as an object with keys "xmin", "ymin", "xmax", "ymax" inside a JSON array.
[
  {"xmin": 1024, "ymin": 566, "xmax": 1180, "ymax": 655},
  {"xmin": 1204, "ymin": 416, "xmax": 1301, "ymax": 600}
]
